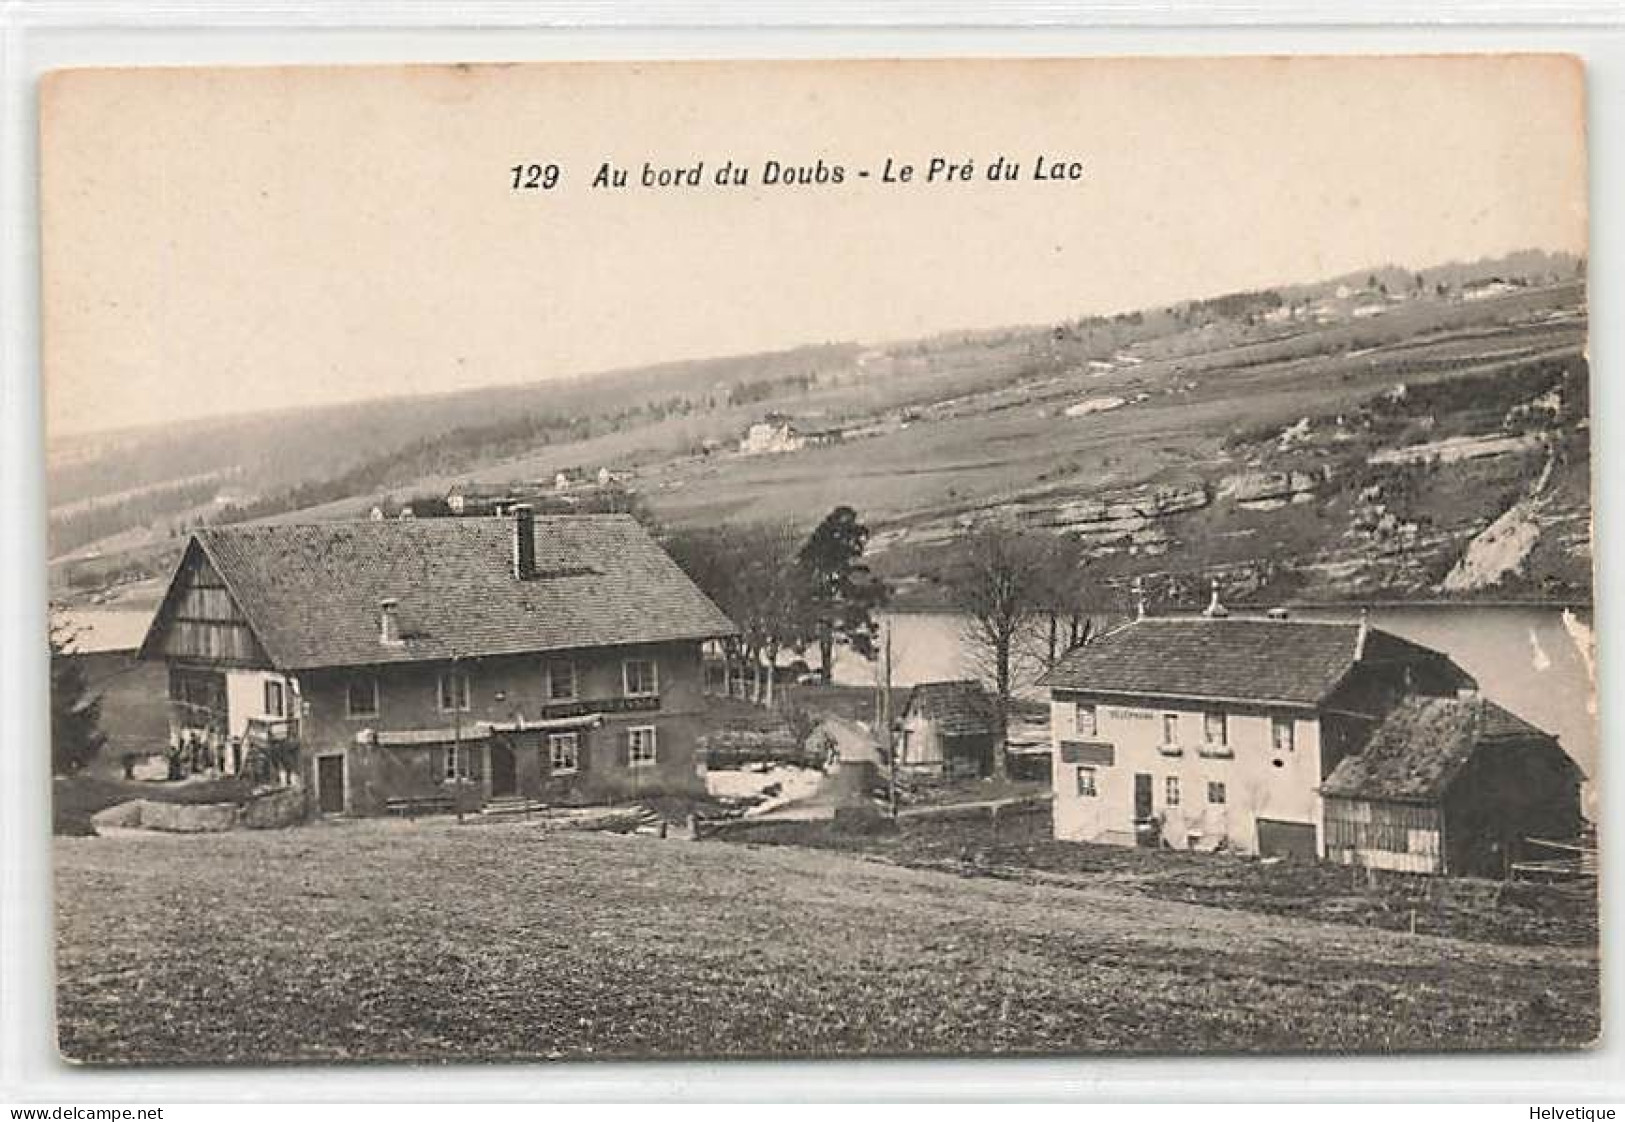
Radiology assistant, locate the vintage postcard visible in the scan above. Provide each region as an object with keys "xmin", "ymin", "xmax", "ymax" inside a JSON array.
[{"xmin": 42, "ymin": 56, "xmax": 1595, "ymax": 1063}]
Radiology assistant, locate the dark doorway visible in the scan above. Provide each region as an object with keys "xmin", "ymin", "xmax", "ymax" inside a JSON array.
[
  {"xmin": 490, "ymin": 739, "xmax": 517, "ymax": 797},
  {"xmin": 317, "ymin": 755, "xmax": 345, "ymax": 814},
  {"xmin": 1133, "ymin": 773, "xmax": 1153, "ymax": 820},
  {"xmin": 1257, "ymin": 818, "xmax": 1318, "ymax": 860}
]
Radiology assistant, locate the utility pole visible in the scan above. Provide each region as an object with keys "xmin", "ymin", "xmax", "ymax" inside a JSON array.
[{"xmin": 452, "ymin": 650, "xmax": 464, "ymax": 824}]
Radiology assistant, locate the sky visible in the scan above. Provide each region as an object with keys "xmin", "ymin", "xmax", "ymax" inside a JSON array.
[{"xmin": 40, "ymin": 55, "xmax": 1588, "ymax": 437}]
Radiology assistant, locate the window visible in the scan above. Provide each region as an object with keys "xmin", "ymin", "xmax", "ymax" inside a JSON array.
[
  {"xmin": 1075, "ymin": 766, "xmax": 1097, "ymax": 797},
  {"xmin": 1162, "ymin": 713, "xmax": 1179, "ymax": 746},
  {"xmin": 345, "ymin": 677, "xmax": 379, "ymax": 718},
  {"xmin": 438, "ymin": 670, "xmax": 471, "ymax": 712},
  {"xmin": 1207, "ymin": 781, "xmax": 1227, "ymax": 805},
  {"xmin": 263, "ymin": 679, "xmax": 286, "ymax": 719},
  {"xmin": 1165, "ymin": 777, "xmax": 1181, "ymax": 806},
  {"xmin": 442, "ymin": 743, "xmax": 477, "ymax": 782},
  {"xmin": 1272, "ymin": 716, "xmax": 1296, "ymax": 753},
  {"xmin": 547, "ymin": 661, "xmax": 577, "ymax": 701},
  {"xmin": 1076, "ymin": 703, "xmax": 1098, "ymax": 739},
  {"xmin": 623, "ymin": 659, "xmax": 659, "ymax": 698},
  {"xmin": 549, "ymin": 732, "xmax": 580, "ymax": 774},
  {"xmin": 629, "ymin": 726, "xmax": 658, "ymax": 767},
  {"xmin": 1204, "ymin": 711, "xmax": 1228, "ymax": 747}
]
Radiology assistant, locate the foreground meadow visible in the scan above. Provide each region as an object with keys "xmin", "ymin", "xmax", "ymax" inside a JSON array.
[{"xmin": 55, "ymin": 820, "xmax": 1599, "ymax": 1063}]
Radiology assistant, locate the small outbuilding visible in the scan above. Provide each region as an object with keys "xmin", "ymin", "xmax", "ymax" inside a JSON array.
[
  {"xmin": 1321, "ymin": 695, "xmax": 1582, "ymax": 878},
  {"xmin": 897, "ymin": 680, "xmax": 997, "ymax": 778}
]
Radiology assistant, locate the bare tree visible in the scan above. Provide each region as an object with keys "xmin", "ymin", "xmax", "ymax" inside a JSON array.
[{"xmin": 943, "ymin": 526, "xmax": 1074, "ymax": 778}]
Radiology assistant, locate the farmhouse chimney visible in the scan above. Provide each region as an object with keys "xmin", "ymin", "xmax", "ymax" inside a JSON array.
[
  {"xmin": 379, "ymin": 598, "xmax": 403, "ymax": 646},
  {"xmin": 512, "ymin": 504, "xmax": 536, "ymax": 580},
  {"xmin": 1201, "ymin": 578, "xmax": 1229, "ymax": 619}
]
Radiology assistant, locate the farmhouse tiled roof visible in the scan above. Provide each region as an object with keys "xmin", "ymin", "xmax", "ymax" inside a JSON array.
[
  {"xmin": 904, "ymin": 679, "xmax": 996, "ymax": 737},
  {"xmin": 1321, "ymin": 695, "xmax": 1566, "ymax": 802},
  {"xmin": 151, "ymin": 515, "xmax": 737, "ymax": 671},
  {"xmin": 1037, "ymin": 616, "xmax": 1455, "ymax": 708}
]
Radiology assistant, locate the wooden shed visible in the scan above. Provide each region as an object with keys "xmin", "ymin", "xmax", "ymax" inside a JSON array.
[
  {"xmin": 1321, "ymin": 695, "xmax": 1582, "ymax": 878},
  {"xmin": 897, "ymin": 680, "xmax": 998, "ymax": 778}
]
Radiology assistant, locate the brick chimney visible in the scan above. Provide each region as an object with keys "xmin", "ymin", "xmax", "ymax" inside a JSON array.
[
  {"xmin": 512, "ymin": 504, "xmax": 536, "ymax": 580},
  {"xmin": 379, "ymin": 598, "xmax": 403, "ymax": 646}
]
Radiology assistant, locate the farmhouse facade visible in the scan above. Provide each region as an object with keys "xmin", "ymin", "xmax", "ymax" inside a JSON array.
[
  {"xmin": 138, "ymin": 509, "xmax": 737, "ymax": 816},
  {"xmin": 1040, "ymin": 611, "xmax": 1484, "ymax": 859}
]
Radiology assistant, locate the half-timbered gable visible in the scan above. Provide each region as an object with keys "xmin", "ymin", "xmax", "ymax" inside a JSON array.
[{"xmin": 140, "ymin": 541, "xmax": 273, "ymax": 669}]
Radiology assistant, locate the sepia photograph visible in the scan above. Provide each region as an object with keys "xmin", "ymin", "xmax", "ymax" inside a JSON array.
[{"xmin": 39, "ymin": 55, "xmax": 1596, "ymax": 1064}]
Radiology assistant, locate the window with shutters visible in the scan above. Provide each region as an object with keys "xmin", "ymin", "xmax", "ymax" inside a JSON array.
[
  {"xmin": 1076, "ymin": 703, "xmax": 1098, "ymax": 739},
  {"xmin": 442, "ymin": 743, "xmax": 477, "ymax": 783},
  {"xmin": 628, "ymin": 726, "xmax": 657, "ymax": 767},
  {"xmin": 1272, "ymin": 716, "xmax": 1296, "ymax": 753},
  {"xmin": 1075, "ymin": 766, "xmax": 1097, "ymax": 797},
  {"xmin": 548, "ymin": 732, "xmax": 579, "ymax": 774},
  {"xmin": 263, "ymin": 679, "xmax": 286, "ymax": 719},
  {"xmin": 1159, "ymin": 713, "xmax": 1181, "ymax": 756},
  {"xmin": 345, "ymin": 676, "xmax": 379, "ymax": 718},
  {"xmin": 547, "ymin": 661, "xmax": 577, "ymax": 701},
  {"xmin": 623, "ymin": 659, "xmax": 659, "ymax": 698},
  {"xmin": 437, "ymin": 670, "xmax": 471, "ymax": 713}
]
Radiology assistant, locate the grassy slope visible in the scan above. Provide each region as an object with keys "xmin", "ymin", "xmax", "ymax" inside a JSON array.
[{"xmin": 56, "ymin": 822, "xmax": 1597, "ymax": 1063}]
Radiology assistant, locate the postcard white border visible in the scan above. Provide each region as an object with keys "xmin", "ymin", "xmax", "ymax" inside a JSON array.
[{"xmin": 2, "ymin": 1, "xmax": 1621, "ymax": 1104}]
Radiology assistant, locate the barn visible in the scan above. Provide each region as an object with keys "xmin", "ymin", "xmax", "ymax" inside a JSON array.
[
  {"xmin": 897, "ymin": 679, "xmax": 998, "ymax": 778},
  {"xmin": 1321, "ymin": 694, "xmax": 1583, "ymax": 877}
]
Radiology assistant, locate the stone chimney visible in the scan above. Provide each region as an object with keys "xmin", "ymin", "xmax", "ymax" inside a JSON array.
[
  {"xmin": 379, "ymin": 598, "xmax": 404, "ymax": 646},
  {"xmin": 512, "ymin": 504, "xmax": 536, "ymax": 580},
  {"xmin": 1200, "ymin": 578, "xmax": 1229, "ymax": 619}
]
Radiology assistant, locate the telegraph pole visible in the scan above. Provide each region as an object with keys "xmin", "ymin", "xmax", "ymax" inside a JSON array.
[{"xmin": 882, "ymin": 621, "xmax": 898, "ymax": 820}]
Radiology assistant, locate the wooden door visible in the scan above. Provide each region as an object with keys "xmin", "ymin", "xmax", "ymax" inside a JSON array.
[
  {"xmin": 489, "ymin": 739, "xmax": 517, "ymax": 797},
  {"xmin": 1257, "ymin": 818, "xmax": 1317, "ymax": 860},
  {"xmin": 317, "ymin": 755, "xmax": 345, "ymax": 814}
]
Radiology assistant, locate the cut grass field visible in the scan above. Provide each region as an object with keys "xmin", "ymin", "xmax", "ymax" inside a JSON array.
[{"xmin": 56, "ymin": 819, "xmax": 1597, "ymax": 1064}]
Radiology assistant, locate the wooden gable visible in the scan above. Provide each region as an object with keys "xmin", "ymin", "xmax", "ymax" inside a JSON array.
[{"xmin": 140, "ymin": 540, "xmax": 274, "ymax": 668}]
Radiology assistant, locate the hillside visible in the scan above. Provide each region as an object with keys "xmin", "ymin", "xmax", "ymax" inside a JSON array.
[
  {"xmin": 50, "ymin": 249, "xmax": 1590, "ymax": 611},
  {"xmin": 55, "ymin": 820, "xmax": 1598, "ymax": 1061}
]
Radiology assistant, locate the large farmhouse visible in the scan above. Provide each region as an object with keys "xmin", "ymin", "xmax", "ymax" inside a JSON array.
[
  {"xmin": 138, "ymin": 509, "xmax": 737, "ymax": 816},
  {"xmin": 1041, "ymin": 605, "xmax": 1580, "ymax": 870}
]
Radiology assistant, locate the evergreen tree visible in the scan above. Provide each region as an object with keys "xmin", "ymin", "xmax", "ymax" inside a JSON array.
[
  {"xmin": 796, "ymin": 506, "xmax": 888, "ymax": 683},
  {"xmin": 50, "ymin": 624, "xmax": 106, "ymax": 776}
]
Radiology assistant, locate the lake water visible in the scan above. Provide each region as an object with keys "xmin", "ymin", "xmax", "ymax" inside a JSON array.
[
  {"xmin": 833, "ymin": 605, "xmax": 1599, "ymax": 806},
  {"xmin": 53, "ymin": 608, "xmax": 154, "ymax": 654}
]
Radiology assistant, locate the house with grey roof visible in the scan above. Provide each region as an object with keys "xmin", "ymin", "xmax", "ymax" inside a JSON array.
[
  {"xmin": 138, "ymin": 508, "xmax": 738, "ymax": 817},
  {"xmin": 1321, "ymin": 695, "xmax": 1581, "ymax": 877},
  {"xmin": 1037, "ymin": 605, "xmax": 1485, "ymax": 860}
]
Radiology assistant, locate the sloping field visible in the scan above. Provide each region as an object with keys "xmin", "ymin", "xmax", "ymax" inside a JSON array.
[{"xmin": 55, "ymin": 821, "xmax": 1597, "ymax": 1063}]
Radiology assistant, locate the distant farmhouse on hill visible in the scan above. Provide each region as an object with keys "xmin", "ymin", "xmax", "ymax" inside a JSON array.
[{"xmin": 138, "ymin": 509, "xmax": 737, "ymax": 817}]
